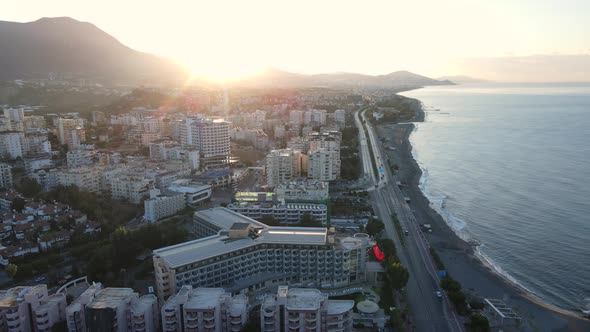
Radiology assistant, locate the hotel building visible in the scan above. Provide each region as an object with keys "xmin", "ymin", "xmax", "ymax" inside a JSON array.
[{"xmin": 152, "ymin": 208, "xmax": 372, "ymax": 303}]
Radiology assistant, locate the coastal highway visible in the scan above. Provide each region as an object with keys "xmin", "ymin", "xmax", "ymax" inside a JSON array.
[{"xmin": 355, "ymin": 108, "xmax": 463, "ymax": 332}]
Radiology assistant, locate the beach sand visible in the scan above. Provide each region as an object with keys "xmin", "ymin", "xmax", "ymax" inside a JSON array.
[{"xmin": 375, "ymin": 115, "xmax": 590, "ymax": 331}]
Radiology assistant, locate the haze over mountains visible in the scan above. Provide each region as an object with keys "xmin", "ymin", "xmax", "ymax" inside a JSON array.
[{"xmin": 0, "ymin": 17, "xmax": 456, "ymax": 88}]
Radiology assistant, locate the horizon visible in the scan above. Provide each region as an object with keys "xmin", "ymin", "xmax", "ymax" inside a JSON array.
[{"xmin": 3, "ymin": 0, "xmax": 590, "ymax": 83}]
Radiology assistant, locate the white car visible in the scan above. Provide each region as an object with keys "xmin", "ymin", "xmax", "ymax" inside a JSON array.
[{"xmin": 435, "ymin": 290, "xmax": 443, "ymax": 298}]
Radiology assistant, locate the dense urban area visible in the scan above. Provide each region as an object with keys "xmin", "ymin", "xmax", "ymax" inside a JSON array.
[{"xmin": 0, "ymin": 77, "xmax": 493, "ymax": 332}]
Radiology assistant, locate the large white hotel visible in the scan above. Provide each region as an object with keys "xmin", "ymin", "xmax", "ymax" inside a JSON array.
[{"xmin": 152, "ymin": 208, "xmax": 373, "ymax": 303}]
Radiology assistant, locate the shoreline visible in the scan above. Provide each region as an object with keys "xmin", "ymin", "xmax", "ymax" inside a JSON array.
[{"xmin": 375, "ymin": 97, "xmax": 590, "ymax": 331}]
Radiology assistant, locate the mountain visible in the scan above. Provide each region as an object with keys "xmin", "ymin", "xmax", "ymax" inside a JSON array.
[
  {"xmin": 0, "ymin": 17, "xmax": 187, "ymax": 84},
  {"xmin": 232, "ymin": 69, "xmax": 454, "ymax": 89},
  {"xmin": 436, "ymin": 75, "xmax": 489, "ymax": 84}
]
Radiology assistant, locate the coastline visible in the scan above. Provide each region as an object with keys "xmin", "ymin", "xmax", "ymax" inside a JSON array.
[{"xmin": 375, "ymin": 98, "xmax": 590, "ymax": 331}]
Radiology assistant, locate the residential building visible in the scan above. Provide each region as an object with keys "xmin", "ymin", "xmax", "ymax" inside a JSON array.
[
  {"xmin": 57, "ymin": 167, "xmax": 100, "ymax": 192},
  {"xmin": 153, "ymin": 208, "xmax": 372, "ymax": 302},
  {"xmin": 0, "ymin": 284, "xmax": 65, "ymax": 332},
  {"xmin": 81, "ymin": 288, "xmax": 158, "ymax": 332},
  {"xmin": 227, "ymin": 202, "xmax": 328, "ymax": 225},
  {"xmin": 287, "ymin": 137, "xmax": 309, "ymax": 153},
  {"xmin": 31, "ymin": 169, "xmax": 59, "ymax": 192},
  {"xmin": 0, "ymin": 131, "xmax": 25, "ymax": 159},
  {"xmin": 66, "ymin": 282, "xmax": 103, "ymax": 332},
  {"xmin": 57, "ymin": 118, "xmax": 85, "ymax": 150},
  {"xmin": 0, "ymin": 163, "xmax": 12, "ymax": 189},
  {"xmin": 260, "ymin": 286, "xmax": 354, "ymax": 332},
  {"xmin": 308, "ymin": 149, "xmax": 339, "ymax": 181},
  {"xmin": 24, "ymin": 154, "xmax": 53, "ymax": 173},
  {"xmin": 334, "ymin": 109, "xmax": 346, "ymax": 127},
  {"xmin": 179, "ymin": 117, "xmax": 230, "ymax": 169},
  {"xmin": 160, "ymin": 286, "xmax": 248, "ymax": 332},
  {"xmin": 144, "ymin": 189, "xmax": 186, "ymax": 223},
  {"xmin": 275, "ymin": 179, "xmax": 329, "ymax": 202},
  {"xmin": 111, "ymin": 176, "xmax": 151, "ymax": 204},
  {"xmin": 289, "ymin": 110, "xmax": 305, "ymax": 126},
  {"xmin": 24, "ymin": 131, "xmax": 51, "ymax": 155},
  {"xmin": 66, "ymin": 146, "xmax": 96, "ymax": 168},
  {"xmin": 304, "ymin": 109, "xmax": 327, "ymax": 126},
  {"xmin": 265, "ymin": 149, "xmax": 305, "ymax": 188}
]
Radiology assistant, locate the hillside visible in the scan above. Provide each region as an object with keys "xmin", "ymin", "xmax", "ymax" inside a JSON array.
[{"xmin": 0, "ymin": 17, "xmax": 187, "ymax": 84}]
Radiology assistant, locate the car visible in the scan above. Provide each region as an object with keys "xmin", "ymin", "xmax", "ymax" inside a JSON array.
[
  {"xmin": 33, "ymin": 276, "xmax": 45, "ymax": 283},
  {"xmin": 404, "ymin": 230, "xmax": 409, "ymax": 236},
  {"xmin": 435, "ymin": 291, "xmax": 443, "ymax": 298}
]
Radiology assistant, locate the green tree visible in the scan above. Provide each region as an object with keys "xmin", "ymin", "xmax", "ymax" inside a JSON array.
[
  {"xmin": 300, "ymin": 213, "xmax": 321, "ymax": 227},
  {"xmin": 386, "ymin": 261, "xmax": 409, "ymax": 290},
  {"xmin": 365, "ymin": 219, "xmax": 385, "ymax": 237},
  {"xmin": 5, "ymin": 263, "xmax": 17, "ymax": 278},
  {"xmin": 468, "ymin": 314, "xmax": 490, "ymax": 332},
  {"xmin": 10, "ymin": 197, "xmax": 26, "ymax": 212},
  {"xmin": 19, "ymin": 177, "xmax": 42, "ymax": 197}
]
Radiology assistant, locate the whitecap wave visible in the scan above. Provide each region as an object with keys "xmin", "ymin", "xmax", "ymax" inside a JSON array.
[{"xmin": 475, "ymin": 245, "xmax": 535, "ymax": 295}]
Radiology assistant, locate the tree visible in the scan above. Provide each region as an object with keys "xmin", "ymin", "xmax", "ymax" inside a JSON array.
[
  {"xmin": 468, "ymin": 314, "xmax": 490, "ymax": 332},
  {"xmin": 10, "ymin": 197, "xmax": 26, "ymax": 212},
  {"xmin": 365, "ymin": 219, "xmax": 385, "ymax": 237},
  {"xmin": 19, "ymin": 178, "xmax": 42, "ymax": 197},
  {"xmin": 386, "ymin": 261, "xmax": 409, "ymax": 290},
  {"xmin": 5, "ymin": 264, "xmax": 17, "ymax": 278},
  {"xmin": 259, "ymin": 215, "xmax": 279, "ymax": 226}
]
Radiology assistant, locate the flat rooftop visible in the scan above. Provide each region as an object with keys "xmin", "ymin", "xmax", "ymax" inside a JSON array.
[
  {"xmin": 155, "ymin": 208, "xmax": 328, "ymax": 268},
  {"xmin": 286, "ymin": 288, "xmax": 324, "ymax": 311},
  {"xmin": 86, "ymin": 288, "xmax": 136, "ymax": 310},
  {"xmin": 184, "ymin": 288, "xmax": 226, "ymax": 310}
]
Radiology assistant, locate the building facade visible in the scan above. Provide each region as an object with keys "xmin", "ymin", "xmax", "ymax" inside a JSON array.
[
  {"xmin": 153, "ymin": 208, "xmax": 372, "ymax": 303},
  {"xmin": 227, "ymin": 202, "xmax": 328, "ymax": 225},
  {"xmin": 265, "ymin": 149, "xmax": 305, "ymax": 188},
  {"xmin": 144, "ymin": 189, "xmax": 186, "ymax": 223},
  {"xmin": 180, "ymin": 117, "xmax": 230, "ymax": 169}
]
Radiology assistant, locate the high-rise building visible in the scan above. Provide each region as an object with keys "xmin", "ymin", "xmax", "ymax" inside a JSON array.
[
  {"xmin": 260, "ymin": 286, "xmax": 354, "ymax": 332},
  {"xmin": 57, "ymin": 167, "xmax": 100, "ymax": 192},
  {"xmin": 179, "ymin": 117, "xmax": 230, "ymax": 169},
  {"xmin": 265, "ymin": 149, "xmax": 305, "ymax": 188},
  {"xmin": 0, "ymin": 131, "xmax": 25, "ymax": 159},
  {"xmin": 0, "ymin": 163, "xmax": 12, "ymax": 189},
  {"xmin": 0, "ymin": 284, "xmax": 66, "ymax": 332},
  {"xmin": 57, "ymin": 118, "xmax": 85, "ymax": 150},
  {"xmin": 289, "ymin": 110, "xmax": 305, "ymax": 126},
  {"xmin": 307, "ymin": 149, "xmax": 339, "ymax": 182},
  {"xmin": 143, "ymin": 189, "xmax": 186, "ymax": 223},
  {"xmin": 152, "ymin": 208, "xmax": 373, "ymax": 303},
  {"xmin": 111, "ymin": 176, "xmax": 151, "ymax": 204},
  {"xmin": 66, "ymin": 282, "xmax": 103, "ymax": 332},
  {"xmin": 334, "ymin": 109, "xmax": 346, "ymax": 127},
  {"xmin": 160, "ymin": 286, "xmax": 248, "ymax": 332}
]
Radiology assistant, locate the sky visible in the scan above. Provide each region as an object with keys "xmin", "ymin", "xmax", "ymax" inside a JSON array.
[{"xmin": 3, "ymin": 0, "xmax": 590, "ymax": 82}]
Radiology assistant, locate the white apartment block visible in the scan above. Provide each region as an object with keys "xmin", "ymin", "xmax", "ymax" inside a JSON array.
[
  {"xmin": 153, "ymin": 208, "xmax": 372, "ymax": 303},
  {"xmin": 275, "ymin": 179, "xmax": 329, "ymax": 202},
  {"xmin": 57, "ymin": 118, "xmax": 86, "ymax": 149},
  {"xmin": 31, "ymin": 169, "xmax": 59, "ymax": 192},
  {"xmin": 308, "ymin": 149, "xmax": 340, "ymax": 182},
  {"xmin": 0, "ymin": 284, "xmax": 66, "ymax": 332},
  {"xmin": 23, "ymin": 115, "xmax": 47, "ymax": 131},
  {"xmin": 67, "ymin": 147, "xmax": 97, "ymax": 168},
  {"xmin": 0, "ymin": 131, "xmax": 25, "ymax": 159},
  {"xmin": 111, "ymin": 176, "xmax": 151, "ymax": 204},
  {"xmin": 260, "ymin": 286, "xmax": 354, "ymax": 332},
  {"xmin": 304, "ymin": 110, "xmax": 327, "ymax": 126},
  {"xmin": 57, "ymin": 167, "xmax": 100, "ymax": 192},
  {"xmin": 24, "ymin": 131, "xmax": 51, "ymax": 155},
  {"xmin": 79, "ymin": 288, "xmax": 158, "ymax": 332},
  {"xmin": 179, "ymin": 117, "xmax": 230, "ymax": 169},
  {"xmin": 144, "ymin": 189, "xmax": 186, "ymax": 223},
  {"xmin": 287, "ymin": 137, "xmax": 309, "ymax": 153},
  {"xmin": 161, "ymin": 286, "xmax": 248, "ymax": 332},
  {"xmin": 334, "ymin": 109, "xmax": 346, "ymax": 127},
  {"xmin": 266, "ymin": 149, "xmax": 305, "ymax": 188},
  {"xmin": 141, "ymin": 132, "xmax": 162, "ymax": 146},
  {"xmin": 66, "ymin": 282, "xmax": 103, "ymax": 332},
  {"xmin": 228, "ymin": 202, "xmax": 328, "ymax": 225},
  {"xmin": 149, "ymin": 141, "xmax": 200, "ymax": 171},
  {"xmin": 0, "ymin": 163, "xmax": 12, "ymax": 189},
  {"xmin": 289, "ymin": 110, "xmax": 305, "ymax": 126}
]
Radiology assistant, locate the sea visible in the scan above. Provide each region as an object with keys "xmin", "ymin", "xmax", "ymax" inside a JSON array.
[{"xmin": 400, "ymin": 83, "xmax": 590, "ymax": 312}]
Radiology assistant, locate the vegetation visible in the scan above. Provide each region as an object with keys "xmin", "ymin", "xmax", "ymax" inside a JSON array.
[
  {"xmin": 365, "ymin": 218, "xmax": 385, "ymax": 237},
  {"xmin": 468, "ymin": 314, "xmax": 491, "ymax": 332},
  {"xmin": 17, "ymin": 178, "xmax": 42, "ymax": 198},
  {"xmin": 441, "ymin": 276, "xmax": 468, "ymax": 315},
  {"xmin": 391, "ymin": 213, "xmax": 405, "ymax": 246},
  {"xmin": 340, "ymin": 126, "xmax": 361, "ymax": 180}
]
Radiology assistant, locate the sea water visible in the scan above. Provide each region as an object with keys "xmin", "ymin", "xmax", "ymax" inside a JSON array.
[{"xmin": 401, "ymin": 83, "xmax": 590, "ymax": 312}]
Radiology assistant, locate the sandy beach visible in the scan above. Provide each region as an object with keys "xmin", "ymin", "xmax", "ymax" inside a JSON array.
[{"xmin": 375, "ymin": 103, "xmax": 590, "ymax": 331}]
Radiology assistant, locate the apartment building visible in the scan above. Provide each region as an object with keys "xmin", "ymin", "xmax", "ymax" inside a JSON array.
[
  {"xmin": 179, "ymin": 117, "xmax": 230, "ymax": 169},
  {"xmin": 289, "ymin": 110, "xmax": 305, "ymax": 126},
  {"xmin": 82, "ymin": 288, "xmax": 158, "ymax": 332},
  {"xmin": 111, "ymin": 176, "xmax": 151, "ymax": 204},
  {"xmin": 57, "ymin": 167, "xmax": 100, "ymax": 192},
  {"xmin": 307, "ymin": 149, "xmax": 340, "ymax": 182},
  {"xmin": 167, "ymin": 180, "xmax": 212, "ymax": 205},
  {"xmin": 265, "ymin": 149, "xmax": 305, "ymax": 188},
  {"xmin": 274, "ymin": 179, "xmax": 329, "ymax": 202},
  {"xmin": 286, "ymin": 137, "xmax": 309, "ymax": 153},
  {"xmin": 23, "ymin": 131, "xmax": 51, "ymax": 155},
  {"xmin": 66, "ymin": 282, "xmax": 103, "ymax": 332},
  {"xmin": 0, "ymin": 163, "xmax": 12, "ymax": 189},
  {"xmin": 227, "ymin": 202, "xmax": 328, "ymax": 225},
  {"xmin": 144, "ymin": 189, "xmax": 186, "ymax": 223},
  {"xmin": 0, "ymin": 284, "xmax": 66, "ymax": 332},
  {"xmin": 260, "ymin": 286, "xmax": 354, "ymax": 332},
  {"xmin": 0, "ymin": 131, "xmax": 25, "ymax": 159},
  {"xmin": 334, "ymin": 109, "xmax": 346, "ymax": 127},
  {"xmin": 160, "ymin": 286, "xmax": 248, "ymax": 332},
  {"xmin": 153, "ymin": 208, "xmax": 372, "ymax": 302},
  {"xmin": 66, "ymin": 146, "xmax": 97, "ymax": 168},
  {"xmin": 57, "ymin": 118, "xmax": 86, "ymax": 150}
]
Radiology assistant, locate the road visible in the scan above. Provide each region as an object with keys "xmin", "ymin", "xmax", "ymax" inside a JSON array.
[{"xmin": 355, "ymin": 109, "xmax": 463, "ymax": 332}]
